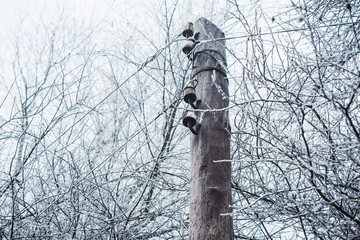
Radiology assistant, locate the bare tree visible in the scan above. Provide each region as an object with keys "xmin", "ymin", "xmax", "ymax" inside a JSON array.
[
  {"xmin": 2, "ymin": 0, "xmax": 358, "ymax": 239},
  {"xmin": 0, "ymin": 0, "xmax": 193, "ymax": 239},
  {"xmin": 226, "ymin": 0, "xmax": 360, "ymax": 239}
]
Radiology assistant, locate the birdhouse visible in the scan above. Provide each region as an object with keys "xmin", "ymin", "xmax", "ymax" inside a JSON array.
[{"xmin": 183, "ymin": 22, "xmax": 194, "ymax": 38}]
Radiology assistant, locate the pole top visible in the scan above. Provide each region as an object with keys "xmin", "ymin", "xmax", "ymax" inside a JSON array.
[
  {"xmin": 192, "ymin": 18, "xmax": 227, "ymax": 74},
  {"xmin": 194, "ymin": 18, "xmax": 225, "ymax": 40}
]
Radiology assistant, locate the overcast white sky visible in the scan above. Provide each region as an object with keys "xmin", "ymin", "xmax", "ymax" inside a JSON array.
[
  {"xmin": 0, "ymin": 0, "xmax": 288, "ymax": 30},
  {"xmin": 0, "ymin": 0, "xmax": 103, "ymax": 23}
]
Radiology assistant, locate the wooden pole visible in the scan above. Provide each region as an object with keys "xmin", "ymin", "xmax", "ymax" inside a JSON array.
[{"xmin": 190, "ymin": 17, "xmax": 233, "ymax": 240}]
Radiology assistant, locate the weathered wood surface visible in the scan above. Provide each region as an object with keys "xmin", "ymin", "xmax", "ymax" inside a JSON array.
[{"xmin": 190, "ymin": 17, "xmax": 233, "ymax": 240}]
